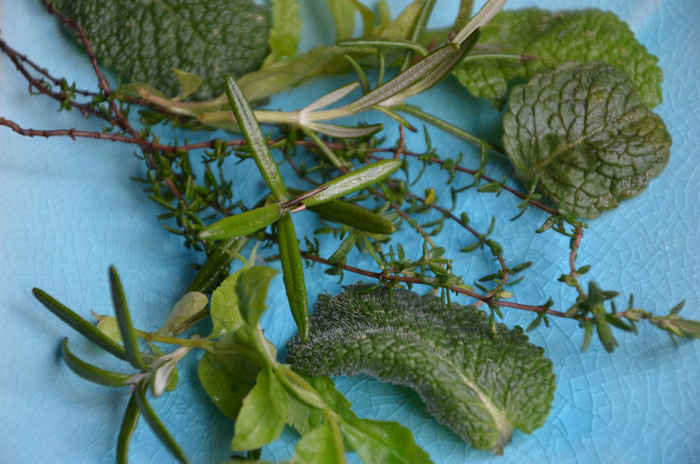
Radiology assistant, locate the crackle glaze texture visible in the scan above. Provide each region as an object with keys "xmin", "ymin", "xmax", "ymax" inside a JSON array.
[{"xmin": 0, "ymin": 1, "xmax": 698, "ymax": 463}]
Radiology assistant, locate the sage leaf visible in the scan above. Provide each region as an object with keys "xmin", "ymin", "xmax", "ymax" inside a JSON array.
[
  {"xmin": 117, "ymin": 393, "xmax": 140, "ymax": 464},
  {"xmin": 291, "ymin": 421, "xmax": 346, "ymax": 464},
  {"xmin": 340, "ymin": 418, "xmax": 432, "ymax": 464},
  {"xmin": 453, "ymin": 8, "xmax": 663, "ymax": 108},
  {"xmin": 60, "ymin": 338, "xmax": 131, "ymax": 387},
  {"xmin": 287, "ymin": 284, "xmax": 556, "ymax": 454},
  {"xmin": 209, "ymin": 270, "xmax": 245, "ymax": 339},
  {"xmin": 50, "ymin": 0, "xmax": 270, "ymax": 99},
  {"xmin": 503, "ymin": 62, "xmax": 671, "ymax": 219},
  {"xmin": 157, "ymin": 292, "xmax": 208, "ymax": 336},
  {"xmin": 232, "ymin": 367, "xmax": 289, "ymax": 451}
]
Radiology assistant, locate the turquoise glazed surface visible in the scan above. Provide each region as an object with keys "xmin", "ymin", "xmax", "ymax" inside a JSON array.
[{"xmin": 1, "ymin": 1, "xmax": 698, "ymax": 462}]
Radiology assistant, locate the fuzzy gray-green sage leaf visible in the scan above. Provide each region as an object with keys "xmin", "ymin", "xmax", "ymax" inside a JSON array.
[
  {"xmin": 287, "ymin": 284, "xmax": 556, "ymax": 454},
  {"xmin": 503, "ymin": 62, "xmax": 671, "ymax": 218}
]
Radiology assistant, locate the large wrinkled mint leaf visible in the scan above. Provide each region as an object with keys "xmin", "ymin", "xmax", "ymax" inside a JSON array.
[
  {"xmin": 503, "ymin": 62, "xmax": 672, "ymax": 219},
  {"xmin": 50, "ymin": 0, "xmax": 270, "ymax": 99},
  {"xmin": 287, "ymin": 284, "xmax": 556, "ymax": 454},
  {"xmin": 453, "ymin": 8, "xmax": 662, "ymax": 108}
]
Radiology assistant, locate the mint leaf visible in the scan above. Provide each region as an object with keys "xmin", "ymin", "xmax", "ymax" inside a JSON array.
[
  {"xmin": 290, "ymin": 421, "xmax": 345, "ymax": 464},
  {"xmin": 236, "ymin": 266, "xmax": 279, "ymax": 328},
  {"xmin": 503, "ymin": 62, "xmax": 672, "ymax": 219},
  {"xmin": 287, "ymin": 285, "xmax": 556, "ymax": 454},
  {"xmin": 287, "ymin": 374, "xmax": 357, "ymax": 435},
  {"xmin": 340, "ymin": 418, "xmax": 432, "ymax": 464},
  {"xmin": 453, "ymin": 8, "xmax": 663, "ymax": 108},
  {"xmin": 198, "ymin": 348, "xmax": 260, "ymax": 420},
  {"xmin": 209, "ymin": 270, "xmax": 245, "ymax": 339},
  {"xmin": 50, "ymin": 0, "xmax": 270, "ymax": 99},
  {"xmin": 232, "ymin": 367, "xmax": 289, "ymax": 451}
]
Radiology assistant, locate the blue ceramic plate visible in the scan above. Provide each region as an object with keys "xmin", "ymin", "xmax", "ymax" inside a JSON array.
[{"xmin": 1, "ymin": 1, "xmax": 698, "ymax": 463}]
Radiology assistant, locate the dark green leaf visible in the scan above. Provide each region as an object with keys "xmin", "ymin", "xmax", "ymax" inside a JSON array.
[
  {"xmin": 236, "ymin": 266, "xmax": 280, "ymax": 328},
  {"xmin": 303, "ymin": 159, "xmax": 402, "ymax": 206},
  {"xmin": 453, "ymin": 8, "xmax": 663, "ymax": 108},
  {"xmin": 187, "ymin": 237, "xmax": 250, "ymax": 295},
  {"xmin": 32, "ymin": 288, "xmax": 127, "ymax": 361},
  {"xmin": 288, "ymin": 285, "xmax": 556, "ymax": 454},
  {"xmin": 232, "ymin": 367, "xmax": 289, "ymax": 451},
  {"xmin": 581, "ymin": 319, "xmax": 595, "ymax": 352},
  {"xmin": 328, "ymin": 234, "xmax": 357, "ymax": 264},
  {"xmin": 50, "ymin": 0, "xmax": 270, "ymax": 99},
  {"xmin": 277, "ymin": 213, "xmax": 310, "ymax": 341},
  {"xmin": 503, "ymin": 62, "xmax": 671, "ymax": 218},
  {"xmin": 134, "ymin": 384, "xmax": 189, "ymax": 463},
  {"xmin": 199, "ymin": 204, "xmax": 283, "ymax": 241},
  {"xmin": 117, "ymin": 393, "xmax": 140, "ymax": 464},
  {"xmin": 109, "ymin": 266, "xmax": 149, "ymax": 371},
  {"xmin": 225, "ymin": 75, "xmax": 288, "ymax": 201},
  {"xmin": 309, "ymin": 199, "xmax": 396, "ymax": 235},
  {"xmin": 60, "ymin": 338, "xmax": 131, "ymax": 387},
  {"xmin": 341, "ymin": 418, "xmax": 432, "ymax": 464}
]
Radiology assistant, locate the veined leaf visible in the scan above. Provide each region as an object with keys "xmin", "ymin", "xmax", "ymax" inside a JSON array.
[
  {"xmin": 286, "ymin": 374, "xmax": 358, "ymax": 436},
  {"xmin": 341, "ymin": 418, "xmax": 432, "ymax": 464},
  {"xmin": 156, "ymin": 292, "xmax": 208, "ymax": 336},
  {"xmin": 503, "ymin": 62, "xmax": 671, "ymax": 219},
  {"xmin": 453, "ymin": 8, "xmax": 663, "ymax": 108},
  {"xmin": 50, "ymin": 0, "xmax": 270, "ymax": 99},
  {"xmin": 236, "ymin": 266, "xmax": 280, "ymax": 328},
  {"xmin": 287, "ymin": 284, "xmax": 556, "ymax": 454},
  {"xmin": 232, "ymin": 367, "xmax": 289, "ymax": 451},
  {"xmin": 291, "ymin": 421, "xmax": 346, "ymax": 464},
  {"xmin": 209, "ymin": 270, "xmax": 245, "ymax": 339}
]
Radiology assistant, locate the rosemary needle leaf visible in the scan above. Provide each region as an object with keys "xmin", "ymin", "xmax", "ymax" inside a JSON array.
[
  {"xmin": 60, "ymin": 338, "xmax": 131, "ymax": 387},
  {"xmin": 134, "ymin": 383, "xmax": 190, "ymax": 464},
  {"xmin": 117, "ymin": 393, "xmax": 141, "ymax": 464},
  {"xmin": 303, "ymin": 159, "xmax": 403, "ymax": 207},
  {"xmin": 199, "ymin": 203, "xmax": 282, "ymax": 241},
  {"xmin": 186, "ymin": 236, "xmax": 250, "ymax": 294},
  {"xmin": 277, "ymin": 212, "xmax": 310, "ymax": 341},
  {"xmin": 109, "ymin": 266, "xmax": 149, "ymax": 371},
  {"xmin": 32, "ymin": 288, "xmax": 127, "ymax": 361},
  {"xmin": 225, "ymin": 75, "xmax": 288, "ymax": 201}
]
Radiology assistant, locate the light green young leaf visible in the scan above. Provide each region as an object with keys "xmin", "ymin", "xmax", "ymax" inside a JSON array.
[
  {"xmin": 172, "ymin": 68, "xmax": 203, "ymax": 101},
  {"xmin": 50, "ymin": 0, "xmax": 270, "ymax": 99},
  {"xmin": 453, "ymin": 8, "xmax": 663, "ymax": 108},
  {"xmin": 288, "ymin": 284, "xmax": 556, "ymax": 454},
  {"xmin": 209, "ymin": 270, "xmax": 245, "ymax": 339},
  {"xmin": 198, "ymin": 347, "xmax": 261, "ymax": 420},
  {"xmin": 291, "ymin": 421, "xmax": 346, "ymax": 464},
  {"xmin": 232, "ymin": 367, "xmax": 289, "ymax": 451},
  {"xmin": 157, "ymin": 292, "xmax": 208, "ymax": 336},
  {"xmin": 503, "ymin": 62, "xmax": 671, "ymax": 219},
  {"xmin": 379, "ymin": 0, "xmax": 424, "ymax": 40},
  {"xmin": 92, "ymin": 312, "xmax": 123, "ymax": 344},
  {"xmin": 341, "ymin": 418, "xmax": 432, "ymax": 464},
  {"xmin": 236, "ymin": 266, "xmax": 280, "ymax": 328},
  {"xmin": 327, "ymin": 0, "xmax": 356, "ymax": 41},
  {"xmin": 267, "ymin": 0, "xmax": 301, "ymax": 61},
  {"xmin": 286, "ymin": 373, "xmax": 358, "ymax": 435}
]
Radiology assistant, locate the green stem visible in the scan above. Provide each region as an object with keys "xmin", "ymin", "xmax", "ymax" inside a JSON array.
[
  {"xmin": 394, "ymin": 104, "xmax": 508, "ymax": 157},
  {"xmin": 136, "ymin": 330, "xmax": 211, "ymax": 350}
]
